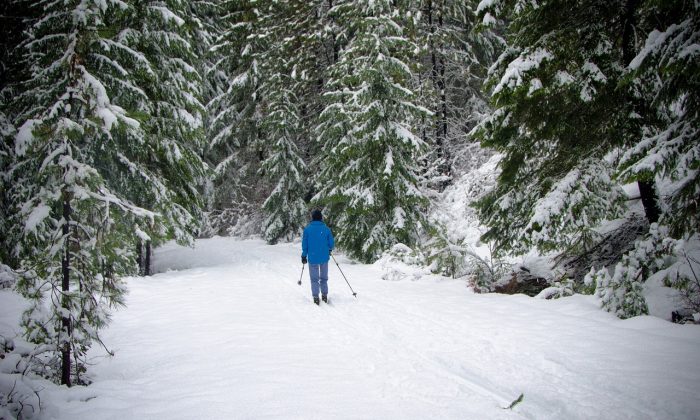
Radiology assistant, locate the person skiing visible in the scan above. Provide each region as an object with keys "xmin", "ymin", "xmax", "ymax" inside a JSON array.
[{"xmin": 301, "ymin": 209, "xmax": 335, "ymax": 305}]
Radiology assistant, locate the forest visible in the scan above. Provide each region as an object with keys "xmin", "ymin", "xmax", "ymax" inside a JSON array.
[{"xmin": 0, "ymin": 0, "xmax": 698, "ymax": 401}]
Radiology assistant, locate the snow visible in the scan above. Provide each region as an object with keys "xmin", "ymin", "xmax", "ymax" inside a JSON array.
[
  {"xmin": 3, "ymin": 237, "xmax": 696, "ymax": 419},
  {"xmin": 482, "ymin": 12, "xmax": 497, "ymax": 26},
  {"xmin": 23, "ymin": 202, "xmax": 51, "ymax": 234},
  {"xmin": 581, "ymin": 61, "xmax": 607, "ymax": 83},
  {"xmin": 383, "ymin": 149, "xmax": 394, "ymax": 174},
  {"xmin": 15, "ymin": 119, "xmax": 41, "ymax": 157},
  {"xmin": 151, "ymin": 5, "xmax": 185, "ymax": 27},
  {"xmin": 527, "ymin": 78, "xmax": 542, "ymax": 96},
  {"xmin": 476, "ymin": 0, "xmax": 498, "ymax": 14},
  {"xmin": 555, "ymin": 70, "xmax": 574, "ymax": 86},
  {"xmin": 494, "ymin": 49, "xmax": 553, "ymax": 95}
]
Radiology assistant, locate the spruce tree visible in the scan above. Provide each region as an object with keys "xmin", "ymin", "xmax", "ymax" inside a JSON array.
[
  {"xmin": 0, "ymin": 111, "xmax": 14, "ymax": 265},
  {"xmin": 475, "ymin": 0, "xmax": 698, "ymax": 318},
  {"xmin": 207, "ymin": 0, "xmax": 270, "ymax": 218},
  {"xmin": 597, "ymin": 0, "xmax": 700, "ymax": 317},
  {"xmin": 1, "ymin": 0, "xmax": 36, "ymax": 267},
  {"xmin": 124, "ymin": 0, "xmax": 208, "ymax": 246},
  {"xmin": 9, "ymin": 0, "xmax": 207, "ymax": 385},
  {"xmin": 260, "ymin": 82, "xmax": 308, "ymax": 243},
  {"xmin": 474, "ymin": 0, "xmax": 647, "ymax": 255},
  {"xmin": 619, "ymin": 0, "xmax": 700, "ymax": 238},
  {"xmin": 316, "ymin": 0, "xmax": 431, "ymax": 263},
  {"xmin": 257, "ymin": 0, "xmax": 320, "ymax": 243},
  {"xmin": 10, "ymin": 0, "xmax": 149, "ymax": 385}
]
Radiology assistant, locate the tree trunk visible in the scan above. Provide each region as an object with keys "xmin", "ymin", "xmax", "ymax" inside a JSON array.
[
  {"xmin": 137, "ymin": 240, "xmax": 144, "ymax": 276},
  {"xmin": 328, "ymin": 0, "xmax": 339, "ymax": 63},
  {"xmin": 145, "ymin": 240, "xmax": 151, "ymax": 276},
  {"xmin": 637, "ymin": 180, "xmax": 660, "ymax": 224},
  {"xmin": 61, "ymin": 193, "xmax": 72, "ymax": 387},
  {"xmin": 621, "ymin": 0, "xmax": 641, "ymax": 65}
]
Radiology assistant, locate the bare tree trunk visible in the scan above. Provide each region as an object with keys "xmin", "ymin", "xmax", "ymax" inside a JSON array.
[
  {"xmin": 145, "ymin": 240, "xmax": 152, "ymax": 276},
  {"xmin": 637, "ymin": 180, "xmax": 660, "ymax": 224},
  {"xmin": 61, "ymin": 192, "xmax": 72, "ymax": 387},
  {"xmin": 137, "ymin": 240, "xmax": 144, "ymax": 276}
]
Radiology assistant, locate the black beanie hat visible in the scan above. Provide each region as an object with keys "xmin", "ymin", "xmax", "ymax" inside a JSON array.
[{"xmin": 311, "ymin": 209, "xmax": 323, "ymax": 221}]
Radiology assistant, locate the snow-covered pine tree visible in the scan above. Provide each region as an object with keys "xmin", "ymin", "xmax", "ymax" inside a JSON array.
[
  {"xmin": 256, "ymin": 0, "xmax": 324, "ymax": 243},
  {"xmin": 597, "ymin": 0, "xmax": 700, "ymax": 317},
  {"xmin": 316, "ymin": 0, "xmax": 431, "ymax": 263},
  {"xmin": 10, "ymin": 0, "xmax": 158, "ymax": 385},
  {"xmin": 1, "ymin": 0, "xmax": 35, "ymax": 267},
  {"xmin": 619, "ymin": 0, "xmax": 700, "ymax": 239},
  {"xmin": 10, "ymin": 0, "xmax": 208, "ymax": 385},
  {"xmin": 187, "ymin": 0, "xmax": 225, "ymax": 212},
  {"xmin": 588, "ymin": 223, "xmax": 681, "ymax": 318},
  {"xmin": 0, "ymin": 111, "xmax": 14, "ymax": 265},
  {"xmin": 206, "ymin": 0, "xmax": 270, "ymax": 229},
  {"xmin": 259, "ymin": 82, "xmax": 308, "ymax": 243},
  {"xmin": 473, "ymin": 0, "xmax": 643, "ymax": 256},
  {"xmin": 123, "ymin": 0, "xmax": 208, "ymax": 247}
]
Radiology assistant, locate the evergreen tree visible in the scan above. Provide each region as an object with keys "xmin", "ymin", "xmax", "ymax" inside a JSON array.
[
  {"xmin": 593, "ymin": 0, "xmax": 700, "ymax": 317},
  {"xmin": 188, "ymin": 0, "xmax": 225, "ymax": 211},
  {"xmin": 475, "ymin": 0, "xmax": 698, "ymax": 318},
  {"xmin": 0, "ymin": 111, "xmax": 14, "ymax": 265},
  {"xmin": 474, "ymin": 0, "xmax": 652, "ymax": 256},
  {"xmin": 125, "ymin": 0, "xmax": 208, "ymax": 246},
  {"xmin": 619, "ymin": 0, "xmax": 700, "ymax": 238},
  {"xmin": 589, "ymin": 223, "xmax": 678, "ymax": 318},
  {"xmin": 9, "ymin": 0, "xmax": 207, "ymax": 385},
  {"xmin": 207, "ymin": 0, "xmax": 270, "ymax": 219},
  {"xmin": 10, "ymin": 0, "xmax": 149, "ymax": 385},
  {"xmin": 1, "ymin": 0, "xmax": 36, "ymax": 267},
  {"xmin": 316, "ymin": 0, "xmax": 431, "ymax": 263},
  {"xmin": 257, "ymin": 0, "xmax": 321, "ymax": 242},
  {"xmin": 260, "ymin": 83, "xmax": 308, "ymax": 243}
]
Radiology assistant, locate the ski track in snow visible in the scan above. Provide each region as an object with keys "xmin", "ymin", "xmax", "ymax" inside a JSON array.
[{"xmin": 40, "ymin": 237, "xmax": 700, "ymax": 420}]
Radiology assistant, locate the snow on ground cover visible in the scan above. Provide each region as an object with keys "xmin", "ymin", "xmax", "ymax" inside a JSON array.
[{"xmin": 4, "ymin": 236, "xmax": 700, "ymax": 419}]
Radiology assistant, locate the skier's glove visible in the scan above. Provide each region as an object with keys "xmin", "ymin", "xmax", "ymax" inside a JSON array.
[{"xmin": 301, "ymin": 256, "xmax": 307, "ymax": 264}]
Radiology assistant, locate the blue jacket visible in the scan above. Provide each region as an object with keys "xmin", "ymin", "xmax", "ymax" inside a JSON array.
[{"xmin": 302, "ymin": 221, "xmax": 335, "ymax": 264}]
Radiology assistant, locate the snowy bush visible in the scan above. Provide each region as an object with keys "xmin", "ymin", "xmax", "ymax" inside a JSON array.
[
  {"xmin": 591, "ymin": 261, "xmax": 649, "ymax": 319},
  {"xmin": 465, "ymin": 248, "xmax": 510, "ymax": 293},
  {"xmin": 425, "ymin": 235, "xmax": 470, "ymax": 279},
  {"xmin": 427, "ymin": 153, "xmax": 502, "ymax": 280},
  {"xmin": 376, "ymin": 244, "xmax": 429, "ymax": 281},
  {"xmin": 0, "ymin": 373, "xmax": 42, "ymax": 420},
  {"xmin": 659, "ymin": 235, "xmax": 700, "ymax": 315},
  {"xmin": 589, "ymin": 224, "xmax": 680, "ymax": 319},
  {"xmin": 0, "ymin": 264, "xmax": 17, "ymax": 290},
  {"xmin": 1, "ymin": 330, "xmax": 44, "ymax": 419},
  {"xmin": 536, "ymin": 277, "xmax": 575, "ymax": 300}
]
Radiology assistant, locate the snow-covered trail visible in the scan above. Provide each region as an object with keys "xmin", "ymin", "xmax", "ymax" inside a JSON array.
[{"xmin": 47, "ymin": 237, "xmax": 700, "ymax": 419}]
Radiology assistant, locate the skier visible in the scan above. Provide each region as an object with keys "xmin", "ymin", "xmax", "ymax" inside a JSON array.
[{"xmin": 301, "ymin": 209, "xmax": 335, "ymax": 305}]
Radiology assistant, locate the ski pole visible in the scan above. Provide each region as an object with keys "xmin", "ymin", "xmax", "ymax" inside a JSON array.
[
  {"xmin": 331, "ymin": 254, "xmax": 357, "ymax": 298},
  {"xmin": 298, "ymin": 263, "xmax": 304, "ymax": 286}
]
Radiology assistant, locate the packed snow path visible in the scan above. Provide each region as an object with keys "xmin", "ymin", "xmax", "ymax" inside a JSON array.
[{"xmin": 52, "ymin": 238, "xmax": 699, "ymax": 419}]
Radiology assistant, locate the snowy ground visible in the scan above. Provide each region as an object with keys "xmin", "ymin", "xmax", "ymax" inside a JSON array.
[{"xmin": 4, "ymin": 237, "xmax": 700, "ymax": 419}]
